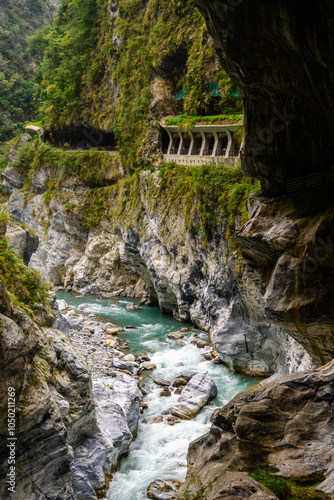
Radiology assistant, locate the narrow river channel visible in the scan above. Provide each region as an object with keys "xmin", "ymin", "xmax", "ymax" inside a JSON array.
[{"xmin": 57, "ymin": 292, "xmax": 261, "ymax": 499}]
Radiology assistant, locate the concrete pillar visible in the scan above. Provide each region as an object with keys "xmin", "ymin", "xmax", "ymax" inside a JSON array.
[
  {"xmin": 188, "ymin": 131, "xmax": 194, "ymax": 156},
  {"xmin": 166, "ymin": 129, "xmax": 173, "ymax": 155},
  {"xmin": 212, "ymin": 131, "xmax": 219, "ymax": 157},
  {"xmin": 199, "ymin": 131, "xmax": 206, "ymax": 156},
  {"xmin": 177, "ymin": 130, "xmax": 183, "ymax": 155},
  {"xmin": 225, "ymin": 129, "xmax": 232, "ymax": 158}
]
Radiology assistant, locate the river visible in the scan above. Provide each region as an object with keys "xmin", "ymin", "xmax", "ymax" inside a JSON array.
[{"xmin": 57, "ymin": 292, "xmax": 261, "ymax": 500}]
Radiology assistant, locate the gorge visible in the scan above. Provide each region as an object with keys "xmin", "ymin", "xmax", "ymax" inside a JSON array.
[{"xmin": 1, "ymin": 0, "xmax": 334, "ymax": 499}]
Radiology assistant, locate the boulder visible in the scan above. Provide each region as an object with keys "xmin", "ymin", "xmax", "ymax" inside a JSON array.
[
  {"xmin": 106, "ymin": 338, "xmax": 119, "ymax": 349},
  {"xmin": 172, "ymin": 376, "xmax": 188, "ymax": 387},
  {"xmin": 196, "ymin": 340, "xmax": 209, "ymax": 348},
  {"xmin": 122, "ymin": 354, "xmax": 136, "ymax": 362},
  {"xmin": 104, "ymin": 322, "xmax": 116, "ymax": 330},
  {"xmin": 106, "ymin": 328, "xmax": 120, "ymax": 335},
  {"xmin": 154, "ymin": 378, "xmax": 171, "ymax": 387},
  {"xmin": 160, "ymin": 388, "xmax": 171, "ymax": 397},
  {"xmin": 141, "ymin": 362, "xmax": 156, "ymax": 370},
  {"xmin": 171, "ymin": 372, "xmax": 217, "ymax": 419},
  {"xmin": 168, "ymin": 331, "xmax": 184, "ymax": 339},
  {"xmin": 113, "ymin": 359, "xmax": 140, "ymax": 375},
  {"xmin": 56, "ymin": 299, "xmax": 69, "ymax": 311},
  {"xmin": 147, "ymin": 479, "xmax": 182, "ymax": 499},
  {"xmin": 125, "ymin": 304, "xmax": 137, "ymax": 311}
]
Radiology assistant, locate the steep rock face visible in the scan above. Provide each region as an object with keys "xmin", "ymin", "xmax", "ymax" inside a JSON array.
[
  {"xmin": 177, "ymin": 360, "xmax": 334, "ymax": 498},
  {"xmin": 194, "ymin": 0, "xmax": 334, "ymax": 194},
  {"xmin": 0, "ymin": 279, "xmax": 141, "ymax": 499},
  {"xmin": 237, "ymin": 189, "xmax": 334, "ymax": 366},
  {"xmin": 2, "ymin": 162, "xmax": 312, "ymax": 377}
]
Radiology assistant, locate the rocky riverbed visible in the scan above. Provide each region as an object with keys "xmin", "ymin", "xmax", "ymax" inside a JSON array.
[{"xmin": 55, "ymin": 292, "xmax": 261, "ymax": 499}]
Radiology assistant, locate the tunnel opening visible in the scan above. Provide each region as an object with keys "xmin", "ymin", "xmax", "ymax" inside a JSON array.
[{"xmin": 45, "ymin": 127, "xmax": 116, "ymax": 150}]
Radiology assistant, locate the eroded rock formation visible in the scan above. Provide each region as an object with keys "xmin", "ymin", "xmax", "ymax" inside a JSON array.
[
  {"xmin": 177, "ymin": 360, "xmax": 334, "ymax": 498},
  {"xmin": 0, "ymin": 273, "xmax": 141, "ymax": 499},
  {"xmin": 194, "ymin": 0, "xmax": 334, "ymax": 194},
  {"xmin": 1, "ymin": 154, "xmax": 310, "ymax": 377}
]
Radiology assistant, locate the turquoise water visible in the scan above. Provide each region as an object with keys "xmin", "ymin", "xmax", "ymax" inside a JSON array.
[{"xmin": 57, "ymin": 292, "xmax": 260, "ymax": 499}]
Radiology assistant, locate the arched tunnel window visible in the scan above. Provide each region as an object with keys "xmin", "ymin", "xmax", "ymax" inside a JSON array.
[{"xmin": 161, "ymin": 127, "xmax": 170, "ymax": 154}]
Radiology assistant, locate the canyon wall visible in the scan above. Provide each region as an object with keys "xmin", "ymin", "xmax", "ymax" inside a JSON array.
[
  {"xmin": 194, "ymin": 0, "xmax": 334, "ymax": 194},
  {"xmin": 1, "ymin": 141, "xmax": 313, "ymax": 377}
]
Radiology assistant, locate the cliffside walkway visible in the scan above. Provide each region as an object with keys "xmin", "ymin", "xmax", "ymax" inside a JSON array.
[{"xmin": 161, "ymin": 123, "xmax": 242, "ymax": 166}]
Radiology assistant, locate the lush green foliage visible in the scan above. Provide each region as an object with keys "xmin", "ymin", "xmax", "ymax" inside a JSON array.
[
  {"xmin": 0, "ymin": 225, "xmax": 49, "ymax": 317},
  {"xmin": 0, "ymin": 143, "xmax": 11, "ymax": 173},
  {"xmin": 12, "ymin": 141, "xmax": 122, "ymax": 187},
  {"xmin": 250, "ymin": 469, "xmax": 329, "ymax": 500},
  {"xmin": 36, "ymin": 0, "xmax": 242, "ymax": 167},
  {"xmin": 165, "ymin": 113, "xmax": 243, "ymax": 129},
  {"xmin": 0, "ymin": 0, "xmax": 56, "ymax": 142},
  {"xmin": 78, "ymin": 161, "xmax": 260, "ymax": 245}
]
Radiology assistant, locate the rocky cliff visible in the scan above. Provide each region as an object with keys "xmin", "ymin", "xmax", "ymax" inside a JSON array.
[
  {"xmin": 0, "ymin": 217, "xmax": 141, "ymax": 499},
  {"xmin": 177, "ymin": 360, "xmax": 334, "ymax": 499},
  {"xmin": 173, "ymin": 1, "xmax": 334, "ymax": 497},
  {"xmin": 1, "ymin": 139, "xmax": 313, "ymax": 377},
  {"xmin": 194, "ymin": 0, "xmax": 334, "ymax": 195}
]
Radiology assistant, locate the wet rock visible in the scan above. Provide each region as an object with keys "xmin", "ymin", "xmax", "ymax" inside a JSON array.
[
  {"xmin": 160, "ymin": 388, "xmax": 171, "ymax": 397},
  {"xmin": 167, "ymin": 416, "xmax": 180, "ymax": 426},
  {"xmin": 106, "ymin": 328, "xmax": 120, "ymax": 335},
  {"xmin": 174, "ymin": 387, "xmax": 183, "ymax": 395},
  {"xmin": 150, "ymin": 416, "xmax": 163, "ymax": 424},
  {"xmin": 172, "ymin": 376, "xmax": 188, "ymax": 387},
  {"xmin": 113, "ymin": 359, "xmax": 140, "ymax": 375},
  {"xmin": 154, "ymin": 378, "xmax": 171, "ymax": 387},
  {"xmin": 122, "ymin": 354, "xmax": 136, "ymax": 362},
  {"xmin": 168, "ymin": 331, "xmax": 184, "ymax": 339},
  {"xmin": 147, "ymin": 479, "xmax": 182, "ymax": 499},
  {"xmin": 171, "ymin": 372, "xmax": 217, "ymax": 419},
  {"xmin": 125, "ymin": 304, "xmax": 137, "ymax": 311},
  {"xmin": 204, "ymin": 352, "xmax": 213, "ymax": 360},
  {"xmin": 141, "ymin": 362, "xmax": 156, "ymax": 370},
  {"xmin": 179, "ymin": 327, "xmax": 192, "ymax": 332},
  {"xmin": 196, "ymin": 340, "xmax": 209, "ymax": 348}
]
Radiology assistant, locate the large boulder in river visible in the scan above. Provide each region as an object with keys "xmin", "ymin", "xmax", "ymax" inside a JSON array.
[
  {"xmin": 147, "ymin": 479, "xmax": 182, "ymax": 499},
  {"xmin": 171, "ymin": 372, "xmax": 217, "ymax": 420}
]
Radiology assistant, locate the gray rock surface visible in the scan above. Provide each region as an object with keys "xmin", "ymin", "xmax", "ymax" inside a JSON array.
[
  {"xmin": 177, "ymin": 360, "xmax": 334, "ymax": 498},
  {"xmin": 147, "ymin": 479, "xmax": 182, "ymax": 499},
  {"xmin": 171, "ymin": 372, "xmax": 217, "ymax": 419},
  {"xmin": 0, "ymin": 271, "xmax": 142, "ymax": 499},
  {"xmin": 2, "ymin": 160, "xmax": 308, "ymax": 376}
]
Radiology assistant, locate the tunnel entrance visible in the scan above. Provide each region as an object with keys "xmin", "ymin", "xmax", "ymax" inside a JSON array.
[{"xmin": 45, "ymin": 127, "xmax": 116, "ymax": 150}]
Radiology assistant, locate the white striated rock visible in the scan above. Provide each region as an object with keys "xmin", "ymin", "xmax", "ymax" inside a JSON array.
[
  {"xmin": 171, "ymin": 372, "xmax": 217, "ymax": 419},
  {"xmin": 57, "ymin": 299, "xmax": 69, "ymax": 311}
]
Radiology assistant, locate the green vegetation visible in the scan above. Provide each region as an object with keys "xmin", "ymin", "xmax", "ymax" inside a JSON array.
[
  {"xmin": 78, "ymin": 161, "xmax": 260, "ymax": 245},
  {"xmin": 35, "ymin": 0, "xmax": 241, "ymax": 167},
  {"xmin": 165, "ymin": 113, "xmax": 243, "ymax": 129},
  {"xmin": 0, "ymin": 0, "xmax": 57, "ymax": 142},
  {"xmin": 11, "ymin": 141, "xmax": 122, "ymax": 188},
  {"xmin": 250, "ymin": 469, "xmax": 329, "ymax": 500},
  {"xmin": 0, "ymin": 143, "xmax": 11, "ymax": 173},
  {"xmin": 0, "ymin": 224, "xmax": 50, "ymax": 317}
]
